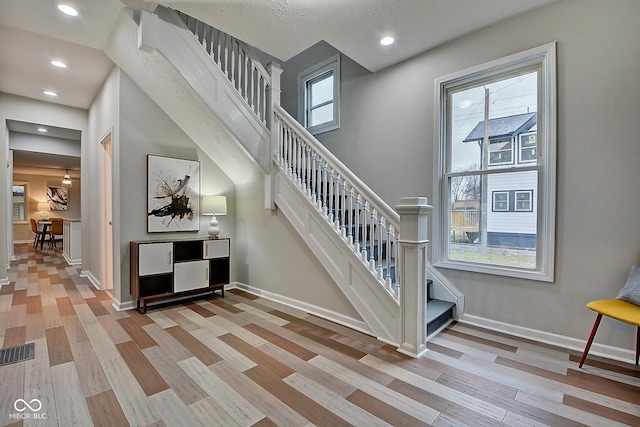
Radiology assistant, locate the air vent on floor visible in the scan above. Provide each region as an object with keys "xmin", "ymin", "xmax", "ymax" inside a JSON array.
[{"xmin": 0, "ymin": 343, "xmax": 35, "ymax": 366}]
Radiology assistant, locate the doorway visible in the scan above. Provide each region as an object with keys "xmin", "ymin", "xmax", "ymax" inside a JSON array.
[{"xmin": 99, "ymin": 130, "xmax": 114, "ymax": 291}]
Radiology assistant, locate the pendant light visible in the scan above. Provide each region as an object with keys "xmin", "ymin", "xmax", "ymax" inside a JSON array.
[{"xmin": 62, "ymin": 169, "xmax": 72, "ymax": 186}]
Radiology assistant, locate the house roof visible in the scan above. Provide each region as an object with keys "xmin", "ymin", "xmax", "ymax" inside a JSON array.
[{"xmin": 463, "ymin": 112, "xmax": 536, "ymax": 142}]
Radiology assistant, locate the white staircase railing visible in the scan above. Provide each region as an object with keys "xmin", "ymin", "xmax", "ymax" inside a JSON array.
[
  {"xmin": 272, "ymin": 104, "xmax": 401, "ymax": 301},
  {"xmin": 175, "ymin": 10, "xmax": 271, "ymax": 126},
  {"xmin": 142, "ymin": 6, "xmax": 462, "ymax": 356}
]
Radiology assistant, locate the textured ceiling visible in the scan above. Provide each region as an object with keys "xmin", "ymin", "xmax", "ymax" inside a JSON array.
[{"xmin": 166, "ymin": 0, "xmax": 559, "ymax": 72}]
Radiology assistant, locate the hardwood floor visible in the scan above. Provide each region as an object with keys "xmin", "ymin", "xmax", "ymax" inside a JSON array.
[{"xmin": 1, "ymin": 244, "xmax": 639, "ymax": 426}]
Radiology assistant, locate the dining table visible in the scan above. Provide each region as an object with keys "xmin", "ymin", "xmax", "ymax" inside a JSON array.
[{"xmin": 37, "ymin": 220, "xmax": 52, "ymax": 250}]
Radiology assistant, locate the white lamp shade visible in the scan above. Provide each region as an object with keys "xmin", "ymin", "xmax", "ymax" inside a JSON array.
[
  {"xmin": 202, "ymin": 195, "xmax": 227, "ymax": 215},
  {"xmin": 37, "ymin": 202, "xmax": 50, "ymax": 211}
]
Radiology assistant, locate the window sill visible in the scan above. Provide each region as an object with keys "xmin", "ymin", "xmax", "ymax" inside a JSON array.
[{"xmin": 433, "ymin": 258, "xmax": 554, "ymax": 283}]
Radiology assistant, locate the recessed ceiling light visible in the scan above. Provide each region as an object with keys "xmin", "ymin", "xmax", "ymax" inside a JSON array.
[
  {"xmin": 51, "ymin": 60, "xmax": 67, "ymax": 68},
  {"xmin": 379, "ymin": 35, "xmax": 396, "ymax": 46},
  {"xmin": 42, "ymin": 90, "xmax": 58, "ymax": 97},
  {"xmin": 57, "ymin": 4, "xmax": 79, "ymax": 16},
  {"xmin": 37, "ymin": 128, "xmax": 48, "ymax": 133}
]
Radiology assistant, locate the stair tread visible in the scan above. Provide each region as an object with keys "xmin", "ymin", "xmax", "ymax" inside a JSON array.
[{"xmin": 427, "ymin": 299, "xmax": 455, "ymax": 323}]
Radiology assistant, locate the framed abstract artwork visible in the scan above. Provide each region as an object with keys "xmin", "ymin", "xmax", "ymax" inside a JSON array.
[
  {"xmin": 47, "ymin": 186, "xmax": 68, "ymax": 210},
  {"xmin": 147, "ymin": 155, "xmax": 200, "ymax": 232}
]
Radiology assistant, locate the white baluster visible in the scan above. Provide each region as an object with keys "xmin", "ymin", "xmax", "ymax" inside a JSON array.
[
  {"xmin": 341, "ymin": 179, "xmax": 349, "ymax": 240},
  {"xmin": 361, "ymin": 201, "xmax": 369, "ymax": 260},
  {"xmin": 255, "ymin": 73, "xmax": 261, "ymax": 118},
  {"xmin": 369, "ymin": 209, "xmax": 378, "ymax": 271},
  {"xmin": 377, "ymin": 215, "xmax": 385, "ymax": 280},
  {"xmin": 238, "ymin": 51, "xmax": 244, "ymax": 98},
  {"xmin": 328, "ymin": 168, "xmax": 336, "ymax": 225},
  {"xmin": 261, "ymin": 76, "xmax": 267, "ymax": 124},
  {"xmin": 230, "ymin": 40, "xmax": 236, "ymax": 86},
  {"xmin": 354, "ymin": 194, "xmax": 362, "ymax": 252},
  {"xmin": 249, "ymin": 67, "xmax": 255, "ymax": 111},
  {"xmin": 386, "ymin": 220, "xmax": 393, "ymax": 289}
]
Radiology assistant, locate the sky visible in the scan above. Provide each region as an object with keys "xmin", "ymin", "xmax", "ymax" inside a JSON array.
[{"xmin": 449, "ymin": 71, "xmax": 537, "ymax": 171}]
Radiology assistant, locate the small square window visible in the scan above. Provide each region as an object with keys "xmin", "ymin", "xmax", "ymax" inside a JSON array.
[
  {"xmin": 493, "ymin": 192, "xmax": 509, "ymax": 211},
  {"xmin": 515, "ymin": 190, "xmax": 533, "ymax": 212},
  {"xmin": 489, "ymin": 138, "xmax": 513, "ymax": 165}
]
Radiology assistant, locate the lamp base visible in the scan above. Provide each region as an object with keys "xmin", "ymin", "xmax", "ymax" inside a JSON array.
[{"xmin": 207, "ymin": 214, "xmax": 220, "ymax": 239}]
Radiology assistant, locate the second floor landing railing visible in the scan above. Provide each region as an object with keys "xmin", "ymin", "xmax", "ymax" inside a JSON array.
[{"xmin": 175, "ymin": 10, "xmax": 271, "ymax": 125}]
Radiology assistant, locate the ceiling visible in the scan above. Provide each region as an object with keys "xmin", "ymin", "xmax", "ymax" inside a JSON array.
[{"xmin": 0, "ymin": 0, "xmax": 558, "ymax": 170}]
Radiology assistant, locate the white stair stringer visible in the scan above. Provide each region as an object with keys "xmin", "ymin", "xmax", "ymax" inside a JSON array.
[
  {"xmin": 273, "ymin": 166, "xmax": 400, "ymax": 345},
  {"xmin": 138, "ymin": 8, "xmax": 271, "ymax": 173}
]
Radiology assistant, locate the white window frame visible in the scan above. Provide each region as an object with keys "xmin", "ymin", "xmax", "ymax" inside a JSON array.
[
  {"xmin": 515, "ymin": 190, "xmax": 533, "ymax": 212},
  {"xmin": 492, "ymin": 191, "xmax": 509, "ymax": 212},
  {"xmin": 298, "ymin": 54, "xmax": 340, "ymax": 135},
  {"xmin": 488, "ymin": 137, "xmax": 514, "ymax": 166},
  {"xmin": 519, "ymin": 132, "xmax": 537, "ymax": 164},
  {"xmin": 433, "ymin": 42, "xmax": 556, "ymax": 282}
]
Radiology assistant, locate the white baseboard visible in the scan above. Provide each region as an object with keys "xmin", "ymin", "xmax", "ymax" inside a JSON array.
[
  {"xmin": 62, "ymin": 252, "xmax": 81, "ymax": 267},
  {"xmin": 0, "ymin": 276, "xmax": 9, "ymax": 287},
  {"xmin": 113, "ymin": 297, "xmax": 135, "ymax": 312},
  {"xmin": 80, "ymin": 270, "xmax": 101, "ymax": 290},
  {"xmin": 233, "ymin": 282, "xmax": 375, "ymax": 337},
  {"xmin": 460, "ymin": 313, "xmax": 636, "ymax": 365}
]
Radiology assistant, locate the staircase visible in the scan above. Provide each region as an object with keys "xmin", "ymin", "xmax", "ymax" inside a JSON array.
[
  {"xmin": 133, "ymin": 5, "xmax": 462, "ymax": 354},
  {"xmin": 427, "ymin": 280, "xmax": 455, "ymax": 336}
]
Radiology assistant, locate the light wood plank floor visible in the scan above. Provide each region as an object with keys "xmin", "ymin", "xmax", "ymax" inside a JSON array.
[{"xmin": 1, "ymin": 244, "xmax": 639, "ymax": 426}]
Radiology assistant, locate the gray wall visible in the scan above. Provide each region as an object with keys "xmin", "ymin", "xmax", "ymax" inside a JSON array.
[
  {"xmin": 115, "ymin": 70, "xmax": 237, "ymax": 305},
  {"xmin": 280, "ymin": 0, "xmax": 640, "ymax": 350}
]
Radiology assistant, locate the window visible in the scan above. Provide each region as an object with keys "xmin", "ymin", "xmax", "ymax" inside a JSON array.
[
  {"xmin": 519, "ymin": 133, "xmax": 537, "ymax": 163},
  {"xmin": 12, "ymin": 183, "xmax": 27, "ymax": 222},
  {"xmin": 298, "ymin": 55, "xmax": 340, "ymax": 135},
  {"xmin": 489, "ymin": 138, "xmax": 513, "ymax": 165},
  {"xmin": 515, "ymin": 190, "xmax": 533, "ymax": 212},
  {"xmin": 492, "ymin": 192, "xmax": 509, "ymax": 212},
  {"xmin": 434, "ymin": 43, "xmax": 556, "ymax": 281}
]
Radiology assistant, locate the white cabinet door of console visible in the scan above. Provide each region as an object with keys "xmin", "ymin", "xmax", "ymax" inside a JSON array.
[
  {"xmin": 174, "ymin": 260, "xmax": 209, "ymax": 292},
  {"xmin": 139, "ymin": 242, "xmax": 173, "ymax": 276},
  {"xmin": 203, "ymin": 239, "xmax": 230, "ymax": 259}
]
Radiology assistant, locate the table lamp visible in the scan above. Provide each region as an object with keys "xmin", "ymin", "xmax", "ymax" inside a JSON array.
[
  {"xmin": 37, "ymin": 202, "xmax": 50, "ymax": 220},
  {"xmin": 202, "ymin": 195, "xmax": 227, "ymax": 239}
]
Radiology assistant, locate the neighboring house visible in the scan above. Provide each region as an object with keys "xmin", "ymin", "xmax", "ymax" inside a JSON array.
[{"xmin": 463, "ymin": 112, "xmax": 537, "ymax": 248}]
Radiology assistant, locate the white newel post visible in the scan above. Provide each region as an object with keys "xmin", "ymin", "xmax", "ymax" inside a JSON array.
[
  {"xmin": 265, "ymin": 62, "xmax": 283, "ymax": 210},
  {"xmin": 396, "ymin": 197, "xmax": 432, "ymax": 358}
]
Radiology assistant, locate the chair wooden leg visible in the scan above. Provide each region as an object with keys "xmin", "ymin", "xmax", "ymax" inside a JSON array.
[
  {"xmin": 636, "ymin": 326, "xmax": 640, "ymax": 365},
  {"xmin": 579, "ymin": 313, "xmax": 603, "ymax": 368}
]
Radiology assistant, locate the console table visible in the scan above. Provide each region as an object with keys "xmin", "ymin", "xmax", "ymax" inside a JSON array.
[{"xmin": 130, "ymin": 238, "xmax": 229, "ymax": 313}]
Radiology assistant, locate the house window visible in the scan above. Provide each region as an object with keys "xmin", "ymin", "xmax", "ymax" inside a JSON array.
[
  {"xmin": 298, "ymin": 55, "xmax": 340, "ymax": 135},
  {"xmin": 489, "ymin": 137, "xmax": 513, "ymax": 165},
  {"xmin": 12, "ymin": 184, "xmax": 27, "ymax": 222},
  {"xmin": 519, "ymin": 133, "xmax": 537, "ymax": 163},
  {"xmin": 434, "ymin": 42, "xmax": 557, "ymax": 282},
  {"xmin": 492, "ymin": 192, "xmax": 509, "ymax": 211},
  {"xmin": 515, "ymin": 190, "xmax": 533, "ymax": 212}
]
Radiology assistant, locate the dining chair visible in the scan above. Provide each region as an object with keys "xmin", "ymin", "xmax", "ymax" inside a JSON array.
[{"xmin": 30, "ymin": 218, "xmax": 44, "ymax": 248}]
